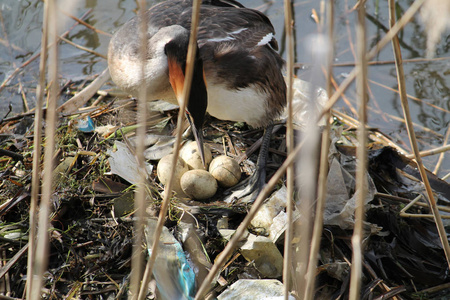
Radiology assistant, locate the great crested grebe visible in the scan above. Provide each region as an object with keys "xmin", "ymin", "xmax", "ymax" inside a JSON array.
[{"xmin": 108, "ymin": 0, "xmax": 286, "ymax": 202}]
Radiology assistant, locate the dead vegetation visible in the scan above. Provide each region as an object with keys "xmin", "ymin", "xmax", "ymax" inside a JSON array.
[{"xmin": 0, "ymin": 0, "xmax": 449, "ymax": 299}]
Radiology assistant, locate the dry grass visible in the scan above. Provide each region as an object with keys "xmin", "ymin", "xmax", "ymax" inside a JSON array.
[{"xmin": 0, "ymin": 0, "xmax": 449, "ymax": 299}]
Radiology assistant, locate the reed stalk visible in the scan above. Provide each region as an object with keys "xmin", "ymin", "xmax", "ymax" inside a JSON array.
[
  {"xmin": 30, "ymin": 0, "xmax": 59, "ymax": 298},
  {"xmin": 130, "ymin": 0, "xmax": 148, "ymax": 298},
  {"xmin": 304, "ymin": 1, "xmax": 334, "ymax": 299},
  {"xmin": 26, "ymin": 0, "xmax": 49, "ymax": 297},
  {"xmin": 138, "ymin": 0, "xmax": 202, "ymax": 299},
  {"xmin": 282, "ymin": 0, "xmax": 295, "ymax": 298},
  {"xmin": 349, "ymin": 2, "xmax": 368, "ymax": 299}
]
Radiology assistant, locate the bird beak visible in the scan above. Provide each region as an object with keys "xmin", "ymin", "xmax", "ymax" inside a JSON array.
[{"xmin": 186, "ymin": 112, "xmax": 206, "ymax": 167}]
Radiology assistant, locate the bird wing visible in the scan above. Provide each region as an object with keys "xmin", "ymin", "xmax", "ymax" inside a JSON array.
[{"xmin": 198, "ymin": 7, "xmax": 277, "ymax": 51}]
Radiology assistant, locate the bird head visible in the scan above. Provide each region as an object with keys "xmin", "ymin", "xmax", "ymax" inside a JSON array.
[{"xmin": 164, "ymin": 27, "xmax": 208, "ymax": 167}]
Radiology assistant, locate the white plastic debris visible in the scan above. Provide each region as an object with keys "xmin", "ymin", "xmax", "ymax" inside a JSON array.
[
  {"xmin": 250, "ymin": 186, "xmax": 287, "ymax": 235},
  {"xmin": 269, "ymin": 209, "xmax": 301, "ymax": 245},
  {"xmin": 239, "ymin": 234, "xmax": 283, "ymax": 278},
  {"xmin": 282, "ymin": 77, "xmax": 328, "ymax": 130},
  {"xmin": 217, "ymin": 279, "xmax": 294, "ymax": 300},
  {"xmin": 323, "ymin": 157, "xmax": 376, "ymax": 229},
  {"xmin": 107, "ymin": 141, "xmax": 153, "ymax": 185}
]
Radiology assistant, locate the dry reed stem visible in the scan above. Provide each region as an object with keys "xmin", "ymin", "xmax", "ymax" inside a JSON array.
[
  {"xmin": 60, "ymin": 9, "xmax": 111, "ymax": 37},
  {"xmin": 377, "ymin": 192, "xmax": 450, "ymax": 213},
  {"xmin": 30, "ymin": 0, "xmax": 59, "ymax": 298},
  {"xmin": 345, "ymin": 0, "xmax": 357, "ymax": 60},
  {"xmin": 329, "ymin": 74, "xmax": 358, "ymax": 116},
  {"xmin": 388, "ymin": 0, "xmax": 450, "ymax": 268},
  {"xmin": 399, "ymin": 195, "xmax": 450, "ymax": 219},
  {"xmin": 295, "ymin": 29, "xmax": 326, "ymax": 300},
  {"xmin": 59, "ymin": 36, "xmax": 107, "ymax": 59},
  {"xmin": 282, "ymin": 0, "xmax": 295, "ymax": 298},
  {"xmin": 368, "ymin": 79, "xmax": 450, "ymax": 114},
  {"xmin": 349, "ymin": 2, "xmax": 369, "ymax": 299},
  {"xmin": 0, "ymin": 243, "xmax": 28, "ymax": 283},
  {"xmin": 405, "ymin": 144, "xmax": 450, "ymax": 159},
  {"xmin": 26, "ymin": 0, "xmax": 50, "ymax": 297},
  {"xmin": 331, "ymin": 55, "xmax": 450, "ymax": 67},
  {"xmin": 433, "ymin": 124, "xmax": 450, "ymax": 174},
  {"xmin": 129, "ymin": 0, "xmax": 148, "ymax": 298},
  {"xmin": 138, "ymin": 1, "xmax": 202, "ymax": 299},
  {"xmin": 418, "ymin": 282, "xmax": 450, "ymax": 294},
  {"xmin": 304, "ymin": 1, "xmax": 334, "ymax": 299}
]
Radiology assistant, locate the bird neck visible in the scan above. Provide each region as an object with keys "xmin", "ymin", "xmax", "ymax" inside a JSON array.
[{"xmin": 165, "ymin": 32, "xmax": 207, "ymax": 133}]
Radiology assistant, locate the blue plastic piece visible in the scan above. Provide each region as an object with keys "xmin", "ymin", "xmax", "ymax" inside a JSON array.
[
  {"xmin": 146, "ymin": 220, "xmax": 196, "ymax": 300},
  {"xmin": 76, "ymin": 116, "xmax": 95, "ymax": 132}
]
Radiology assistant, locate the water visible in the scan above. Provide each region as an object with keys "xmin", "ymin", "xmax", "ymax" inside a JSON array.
[{"xmin": 0, "ymin": 0, "xmax": 449, "ymax": 176}]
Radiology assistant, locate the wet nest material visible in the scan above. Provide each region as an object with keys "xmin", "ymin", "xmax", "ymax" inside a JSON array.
[{"xmin": 0, "ymin": 91, "xmax": 450, "ymax": 299}]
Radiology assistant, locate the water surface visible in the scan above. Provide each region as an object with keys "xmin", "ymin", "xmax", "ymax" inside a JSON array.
[{"xmin": 0, "ymin": 0, "xmax": 448, "ymax": 176}]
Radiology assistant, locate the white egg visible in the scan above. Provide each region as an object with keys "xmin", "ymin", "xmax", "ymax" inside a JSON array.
[
  {"xmin": 157, "ymin": 154, "xmax": 189, "ymax": 197},
  {"xmin": 180, "ymin": 169, "xmax": 218, "ymax": 200},
  {"xmin": 180, "ymin": 140, "xmax": 212, "ymax": 170},
  {"xmin": 209, "ymin": 155, "xmax": 241, "ymax": 187}
]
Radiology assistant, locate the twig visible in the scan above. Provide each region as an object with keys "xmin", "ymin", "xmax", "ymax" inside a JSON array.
[
  {"xmin": 418, "ymin": 281, "xmax": 450, "ymax": 294},
  {"xmin": 433, "ymin": 123, "xmax": 450, "ymax": 174},
  {"xmin": 304, "ymin": 1, "xmax": 334, "ymax": 299},
  {"xmin": 60, "ymin": 9, "xmax": 111, "ymax": 37},
  {"xmin": 129, "ymin": 0, "xmax": 147, "ymax": 298},
  {"xmin": 0, "ymin": 11, "xmax": 30, "ymax": 112},
  {"xmin": 398, "ymin": 194, "xmax": 450, "ymax": 219},
  {"xmin": 30, "ymin": 0, "xmax": 59, "ymax": 298},
  {"xmin": 443, "ymin": 172, "xmax": 450, "ymax": 181},
  {"xmin": 59, "ymin": 36, "xmax": 107, "ymax": 59},
  {"xmin": 57, "ymin": 68, "xmax": 110, "ymax": 114},
  {"xmin": 349, "ymin": 1, "xmax": 368, "ymax": 299},
  {"xmin": 0, "ymin": 149, "xmax": 24, "ymax": 161},
  {"xmin": 405, "ymin": 144, "xmax": 450, "ymax": 159},
  {"xmin": 375, "ymin": 192, "xmax": 450, "ymax": 213},
  {"xmin": 26, "ymin": 0, "xmax": 50, "ymax": 297},
  {"xmin": 344, "ymin": 0, "xmax": 357, "ymax": 61},
  {"xmin": 368, "ymin": 79, "xmax": 450, "ymax": 114},
  {"xmin": 330, "ymin": 74, "xmax": 358, "ymax": 116},
  {"xmin": 282, "ymin": 0, "xmax": 295, "ymax": 298},
  {"xmin": 329, "ymin": 55, "xmax": 450, "ymax": 67},
  {"xmin": 388, "ymin": 0, "xmax": 450, "ymax": 269},
  {"xmin": 0, "ymin": 244, "xmax": 28, "ymax": 280},
  {"xmin": 367, "ymin": 105, "xmax": 443, "ymax": 138},
  {"xmin": 372, "ymin": 286, "xmax": 407, "ymax": 300},
  {"xmin": 138, "ymin": 0, "xmax": 202, "ymax": 299}
]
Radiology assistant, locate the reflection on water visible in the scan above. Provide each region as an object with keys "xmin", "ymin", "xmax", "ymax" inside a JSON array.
[{"xmin": 0, "ymin": 0, "xmax": 448, "ymax": 175}]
